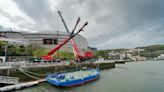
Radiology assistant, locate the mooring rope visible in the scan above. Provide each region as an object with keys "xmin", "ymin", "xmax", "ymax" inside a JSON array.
[
  {"xmin": 16, "ymin": 67, "xmax": 41, "ymax": 80},
  {"xmin": 18, "ymin": 67, "xmax": 46, "ymax": 77}
]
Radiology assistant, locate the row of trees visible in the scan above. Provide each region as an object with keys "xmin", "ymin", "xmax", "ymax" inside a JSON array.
[
  {"xmin": 0, "ymin": 41, "xmax": 101, "ymax": 60},
  {"xmin": 0, "ymin": 41, "xmax": 75, "ymax": 59},
  {"xmin": 0, "ymin": 41, "xmax": 28, "ymax": 56},
  {"xmin": 0, "ymin": 41, "xmax": 5, "ymax": 56}
]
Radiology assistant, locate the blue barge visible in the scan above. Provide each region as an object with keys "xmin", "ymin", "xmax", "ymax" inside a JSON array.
[{"xmin": 46, "ymin": 69, "xmax": 100, "ymax": 87}]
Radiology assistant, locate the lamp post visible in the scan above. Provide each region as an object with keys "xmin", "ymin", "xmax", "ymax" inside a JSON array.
[{"xmin": 4, "ymin": 41, "xmax": 8, "ymax": 62}]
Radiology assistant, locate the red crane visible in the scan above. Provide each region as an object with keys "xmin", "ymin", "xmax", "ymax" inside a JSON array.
[
  {"xmin": 41, "ymin": 20, "xmax": 88, "ymax": 61},
  {"xmin": 58, "ymin": 11, "xmax": 93, "ymax": 61}
]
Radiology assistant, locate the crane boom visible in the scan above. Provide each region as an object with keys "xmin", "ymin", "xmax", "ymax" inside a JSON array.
[
  {"xmin": 58, "ymin": 11, "xmax": 82, "ymax": 60},
  {"xmin": 42, "ymin": 21, "xmax": 88, "ymax": 61}
]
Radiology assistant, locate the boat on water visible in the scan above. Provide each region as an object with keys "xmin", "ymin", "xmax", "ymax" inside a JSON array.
[{"xmin": 46, "ymin": 69, "xmax": 100, "ymax": 87}]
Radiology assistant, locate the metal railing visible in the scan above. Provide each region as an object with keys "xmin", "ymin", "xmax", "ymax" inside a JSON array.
[
  {"xmin": 0, "ymin": 61, "xmax": 70, "ymax": 69},
  {"xmin": 0, "ymin": 76, "xmax": 19, "ymax": 84}
]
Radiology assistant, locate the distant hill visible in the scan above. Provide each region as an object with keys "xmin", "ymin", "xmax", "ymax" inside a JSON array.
[
  {"xmin": 136, "ymin": 45, "xmax": 164, "ymax": 51},
  {"xmin": 136, "ymin": 45, "xmax": 164, "ymax": 58},
  {"xmin": 97, "ymin": 45, "xmax": 164, "ymax": 59}
]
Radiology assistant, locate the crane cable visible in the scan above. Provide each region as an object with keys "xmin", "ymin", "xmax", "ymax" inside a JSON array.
[
  {"xmin": 18, "ymin": 67, "xmax": 46, "ymax": 77},
  {"xmin": 16, "ymin": 67, "xmax": 41, "ymax": 80}
]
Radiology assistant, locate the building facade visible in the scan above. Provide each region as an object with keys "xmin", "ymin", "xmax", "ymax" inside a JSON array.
[{"xmin": 0, "ymin": 31, "xmax": 88, "ymax": 53}]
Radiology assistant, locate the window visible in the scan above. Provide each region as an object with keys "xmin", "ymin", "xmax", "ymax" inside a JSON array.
[
  {"xmin": 43, "ymin": 38, "xmax": 58, "ymax": 45},
  {"xmin": 43, "ymin": 38, "xmax": 52, "ymax": 44}
]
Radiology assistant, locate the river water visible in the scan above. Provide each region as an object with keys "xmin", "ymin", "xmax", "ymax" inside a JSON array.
[{"xmin": 15, "ymin": 61, "xmax": 164, "ymax": 92}]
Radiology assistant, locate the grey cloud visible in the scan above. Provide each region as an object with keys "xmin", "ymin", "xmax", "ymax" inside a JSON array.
[
  {"xmin": 14, "ymin": 0, "xmax": 62, "ymax": 30},
  {"xmin": 1, "ymin": 0, "xmax": 164, "ymax": 49},
  {"xmin": 79, "ymin": 0, "xmax": 164, "ymax": 49},
  {"xmin": 0, "ymin": 8, "xmax": 25, "ymax": 23}
]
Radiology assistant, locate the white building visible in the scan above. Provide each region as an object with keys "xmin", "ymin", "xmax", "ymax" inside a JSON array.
[
  {"xmin": 156, "ymin": 54, "xmax": 164, "ymax": 60},
  {"xmin": 0, "ymin": 31, "xmax": 88, "ymax": 53},
  {"xmin": 132, "ymin": 56, "xmax": 147, "ymax": 61}
]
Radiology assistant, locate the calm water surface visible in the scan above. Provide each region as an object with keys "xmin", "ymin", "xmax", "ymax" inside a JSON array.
[{"xmin": 15, "ymin": 61, "xmax": 164, "ymax": 92}]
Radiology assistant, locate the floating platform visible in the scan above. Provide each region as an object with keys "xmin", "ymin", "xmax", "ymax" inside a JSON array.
[{"xmin": 46, "ymin": 69, "xmax": 100, "ymax": 87}]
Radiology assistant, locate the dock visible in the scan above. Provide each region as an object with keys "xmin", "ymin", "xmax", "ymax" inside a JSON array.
[
  {"xmin": 0, "ymin": 79, "xmax": 45, "ymax": 92},
  {"xmin": 115, "ymin": 60, "xmax": 126, "ymax": 64},
  {"xmin": 115, "ymin": 60, "xmax": 132, "ymax": 64}
]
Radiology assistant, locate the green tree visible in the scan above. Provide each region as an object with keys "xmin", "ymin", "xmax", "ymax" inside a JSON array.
[
  {"xmin": 54, "ymin": 51, "xmax": 74, "ymax": 59},
  {"xmin": 0, "ymin": 41, "xmax": 5, "ymax": 56},
  {"xmin": 32, "ymin": 48, "xmax": 50, "ymax": 57}
]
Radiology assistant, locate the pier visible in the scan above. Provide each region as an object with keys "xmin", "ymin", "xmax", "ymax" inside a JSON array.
[
  {"xmin": 0, "ymin": 79, "xmax": 45, "ymax": 92},
  {"xmin": 0, "ymin": 76, "xmax": 19, "ymax": 85}
]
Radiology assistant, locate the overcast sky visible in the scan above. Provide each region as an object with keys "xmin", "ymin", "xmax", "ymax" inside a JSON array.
[{"xmin": 0, "ymin": 0, "xmax": 164, "ymax": 49}]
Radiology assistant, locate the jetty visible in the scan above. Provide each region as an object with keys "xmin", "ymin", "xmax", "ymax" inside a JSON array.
[{"xmin": 0, "ymin": 79, "xmax": 45, "ymax": 92}]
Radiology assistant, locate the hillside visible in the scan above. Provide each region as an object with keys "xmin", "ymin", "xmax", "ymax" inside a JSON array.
[
  {"xmin": 97, "ymin": 45, "xmax": 164, "ymax": 59},
  {"xmin": 136, "ymin": 45, "xmax": 164, "ymax": 58}
]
